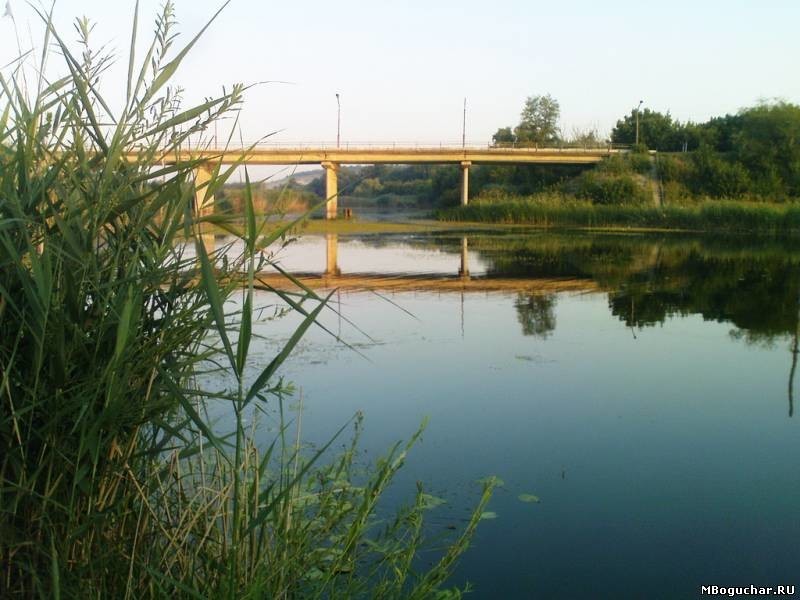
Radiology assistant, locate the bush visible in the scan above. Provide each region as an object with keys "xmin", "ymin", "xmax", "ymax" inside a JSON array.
[
  {"xmin": 658, "ymin": 155, "xmax": 694, "ymax": 183},
  {"xmin": 574, "ymin": 172, "xmax": 649, "ymax": 205},
  {"xmin": 629, "ymin": 152, "xmax": 653, "ymax": 175},
  {"xmin": 596, "ymin": 155, "xmax": 629, "ymax": 175},
  {"xmin": 690, "ymin": 147, "xmax": 752, "ymax": 198},
  {"xmin": 662, "ymin": 180, "xmax": 694, "ymax": 203}
]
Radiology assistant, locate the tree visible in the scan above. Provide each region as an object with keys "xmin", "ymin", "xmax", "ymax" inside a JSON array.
[
  {"xmin": 514, "ymin": 94, "xmax": 561, "ymax": 145},
  {"xmin": 610, "ymin": 108, "xmax": 684, "ymax": 151},
  {"xmin": 691, "ymin": 114, "xmax": 743, "ymax": 152},
  {"xmin": 492, "ymin": 126, "xmax": 514, "ymax": 145},
  {"xmin": 733, "ymin": 101, "xmax": 800, "ymax": 197}
]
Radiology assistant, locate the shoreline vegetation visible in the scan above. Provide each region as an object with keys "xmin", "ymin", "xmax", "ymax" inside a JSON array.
[
  {"xmin": 0, "ymin": 4, "xmax": 492, "ymax": 597},
  {"xmin": 434, "ymin": 197, "xmax": 800, "ymax": 234}
]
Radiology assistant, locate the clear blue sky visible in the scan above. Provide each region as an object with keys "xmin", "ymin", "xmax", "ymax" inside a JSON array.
[{"xmin": 2, "ymin": 0, "xmax": 799, "ymax": 145}]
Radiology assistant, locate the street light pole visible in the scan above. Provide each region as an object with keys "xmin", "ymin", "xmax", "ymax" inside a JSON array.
[
  {"xmin": 635, "ymin": 99, "xmax": 643, "ymax": 146},
  {"xmin": 462, "ymin": 97, "xmax": 467, "ymax": 149},
  {"xmin": 336, "ymin": 93, "xmax": 341, "ymax": 148}
]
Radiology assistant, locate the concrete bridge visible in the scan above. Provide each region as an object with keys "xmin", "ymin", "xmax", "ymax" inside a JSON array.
[{"xmin": 177, "ymin": 143, "xmax": 623, "ymax": 219}]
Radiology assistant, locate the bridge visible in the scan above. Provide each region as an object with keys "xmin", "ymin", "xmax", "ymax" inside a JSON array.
[{"xmin": 178, "ymin": 143, "xmax": 624, "ymax": 218}]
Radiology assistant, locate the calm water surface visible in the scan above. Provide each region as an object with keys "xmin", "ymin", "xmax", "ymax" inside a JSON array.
[{"xmin": 224, "ymin": 231, "xmax": 800, "ymax": 599}]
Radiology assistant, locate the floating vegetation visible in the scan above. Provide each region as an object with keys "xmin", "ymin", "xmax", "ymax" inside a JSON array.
[
  {"xmin": 420, "ymin": 493, "xmax": 448, "ymax": 510},
  {"xmin": 476, "ymin": 476, "xmax": 505, "ymax": 487},
  {"xmin": 518, "ymin": 494, "xmax": 542, "ymax": 504}
]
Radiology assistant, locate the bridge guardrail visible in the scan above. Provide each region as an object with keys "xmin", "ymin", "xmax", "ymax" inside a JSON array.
[{"xmin": 166, "ymin": 139, "xmax": 628, "ymax": 153}]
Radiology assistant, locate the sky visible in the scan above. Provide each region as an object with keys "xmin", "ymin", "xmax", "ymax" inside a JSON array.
[{"xmin": 2, "ymin": 0, "xmax": 799, "ymax": 149}]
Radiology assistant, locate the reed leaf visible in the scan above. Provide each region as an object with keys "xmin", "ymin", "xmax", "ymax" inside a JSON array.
[{"xmin": 0, "ymin": 5, "xmax": 491, "ymax": 597}]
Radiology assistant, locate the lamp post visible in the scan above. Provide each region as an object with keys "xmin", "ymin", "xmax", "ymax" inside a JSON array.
[
  {"xmin": 335, "ymin": 93, "xmax": 341, "ymax": 148},
  {"xmin": 462, "ymin": 97, "xmax": 467, "ymax": 149},
  {"xmin": 635, "ymin": 99, "xmax": 643, "ymax": 146}
]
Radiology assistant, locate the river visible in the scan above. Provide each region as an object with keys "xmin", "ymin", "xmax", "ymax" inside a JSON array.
[{"xmin": 214, "ymin": 229, "xmax": 800, "ymax": 598}]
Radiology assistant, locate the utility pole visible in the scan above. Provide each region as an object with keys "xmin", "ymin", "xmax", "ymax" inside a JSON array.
[
  {"xmin": 635, "ymin": 99, "xmax": 643, "ymax": 146},
  {"xmin": 462, "ymin": 97, "xmax": 467, "ymax": 149},
  {"xmin": 336, "ymin": 93, "xmax": 341, "ymax": 148}
]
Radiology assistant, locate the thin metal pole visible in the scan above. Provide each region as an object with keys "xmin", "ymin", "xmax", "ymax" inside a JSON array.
[
  {"xmin": 635, "ymin": 99, "xmax": 643, "ymax": 146},
  {"xmin": 336, "ymin": 93, "xmax": 341, "ymax": 148},
  {"xmin": 462, "ymin": 97, "xmax": 467, "ymax": 149}
]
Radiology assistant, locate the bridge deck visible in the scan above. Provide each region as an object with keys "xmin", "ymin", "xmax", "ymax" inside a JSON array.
[{"xmin": 154, "ymin": 146, "xmax": 619, "ymax": 166}]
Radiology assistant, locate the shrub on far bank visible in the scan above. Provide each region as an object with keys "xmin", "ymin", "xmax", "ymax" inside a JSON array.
[
  {"xmin": 689, "ymin": 146, "xmax": 752, "ymax": 199},
  {"xmin": 436, "ymin": 198, "xmax": 800, "ymax": 234},
  {"xmin": 629, "ymin": 152, "xmax": 653, "ymax": 175},
  {"xmin": 573, "ymin": 171, "xmax": 650, "ymax": 205},
  {"xmin": 662, "ymin": 180, "xmax": 695, "ymax": 203}
]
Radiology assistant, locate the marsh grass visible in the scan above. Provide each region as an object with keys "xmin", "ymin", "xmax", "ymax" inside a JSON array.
[
  {"xmin": 436, "ymin": 196, "xmax": 800, "ymax": 234},
  {"xmin": 0, "ymin": 3, "xmax": 492, "ymax": 597}
]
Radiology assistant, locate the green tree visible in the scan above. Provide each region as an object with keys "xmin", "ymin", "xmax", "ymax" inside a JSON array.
[
  {"xmin": 492, "ymin": 126, "xmax": 515, "ymax": 145},
  {"xmin": 734, "ymin": 101, "xmax": 800, "ymax": 197},
  {"xmin": 692, "ymin": 114, "xmax": 743, "ymax": 152},
  {"xmin": 611, "ymin": 108, "xmax": 683, "ymax": 151},
  {"xmin": 514, "ymin": 94, "xmax": 561, "ymax": 145}
]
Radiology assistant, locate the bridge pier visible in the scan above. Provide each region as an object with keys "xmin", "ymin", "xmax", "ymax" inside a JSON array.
[
  {"xmin": 194, "ymin": 166, "xmax": 215, "ymax": 255},
  {"xmin": 193, "ymin": 166, "xmax": 215, "ymax": 217},
  {"xmin": 459, "ymin": 236, "xmax": 470, "ymax": 278},
  {"xmin": 325, "ymin": 233, "xmax": 341, "ymax": 275},
  {"xmin": 321, "ymin": 161, "xmax": 339, "ymax": 219},
  {"xmin": 460, "ymin": 161, "xmax": 471, "ymax": 206}
]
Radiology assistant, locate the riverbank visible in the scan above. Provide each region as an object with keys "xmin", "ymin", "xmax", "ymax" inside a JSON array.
[
  {"xmin": 435, "ymin": 199, "xmax": 800, "ymax": 235},
  {"xmin": 209, "ymin": 215, "xmax": 518, "ymax": 236}
]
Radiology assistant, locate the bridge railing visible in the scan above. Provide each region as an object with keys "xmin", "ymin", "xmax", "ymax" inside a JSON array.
[{"xmin": 172, "ymin": 138, "xmax": 630, "ymax": 153}]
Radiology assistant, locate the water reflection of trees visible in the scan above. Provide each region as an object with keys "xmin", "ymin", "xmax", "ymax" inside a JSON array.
[
  {"xmin": 340, "ymin": 231, "xmax": 800, "ymax": 414},
  {"xmin": 607, "ymin": 256, "xmax": 799, "ymax": 344},
  {"xmin": 468, "ymin": 234, "xmax": 800, "ymax": 344},
  {"xmin": 471, "ymin": 233, "xmax": 800, "ymax": 416},
  {"xmin": 514, "ymin": 293, "xmax": 557, "ymax": 338}
]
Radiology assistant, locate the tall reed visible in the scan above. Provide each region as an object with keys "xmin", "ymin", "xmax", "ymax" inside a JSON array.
[
  {"xmin": 0, "ymin": 4, "xmax": 492, "ymax": 597},
  {"xmin": 436, "ymin": 196, "xmax": 800, "ymax": 234}
]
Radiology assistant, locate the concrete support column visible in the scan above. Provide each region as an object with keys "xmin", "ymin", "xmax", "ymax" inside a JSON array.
[
  {"xmin": 321, "ymin": 161, "xmax": 339, "ymax": 219},
  {"xmin": 460, "ymin": 161, "xmax": 471, "ymax": 206},
  {"xmin": 194, "ymin": 166, "xmax": 215, "ymax": 255},
  {"xmin": 325, "ymin": 233, "xmax": 340, "ymax": 276},
  {"xmin": 193, "ymin": 166, "xmax": 215, "ymax": 218},
  {"xmin": 459, "ymin": 236, "xmax": 470, "ymax": 278}
]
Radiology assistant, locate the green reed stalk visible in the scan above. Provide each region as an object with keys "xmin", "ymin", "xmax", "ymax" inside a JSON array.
[{"xmin": 0, "ymin": 3, "xmax": 493, "ymax": 598}]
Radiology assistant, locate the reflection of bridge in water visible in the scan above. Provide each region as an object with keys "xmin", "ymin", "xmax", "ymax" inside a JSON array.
[{"xmin": 253, "ymin": 234, "xmax": 599, "ymax": 294}]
